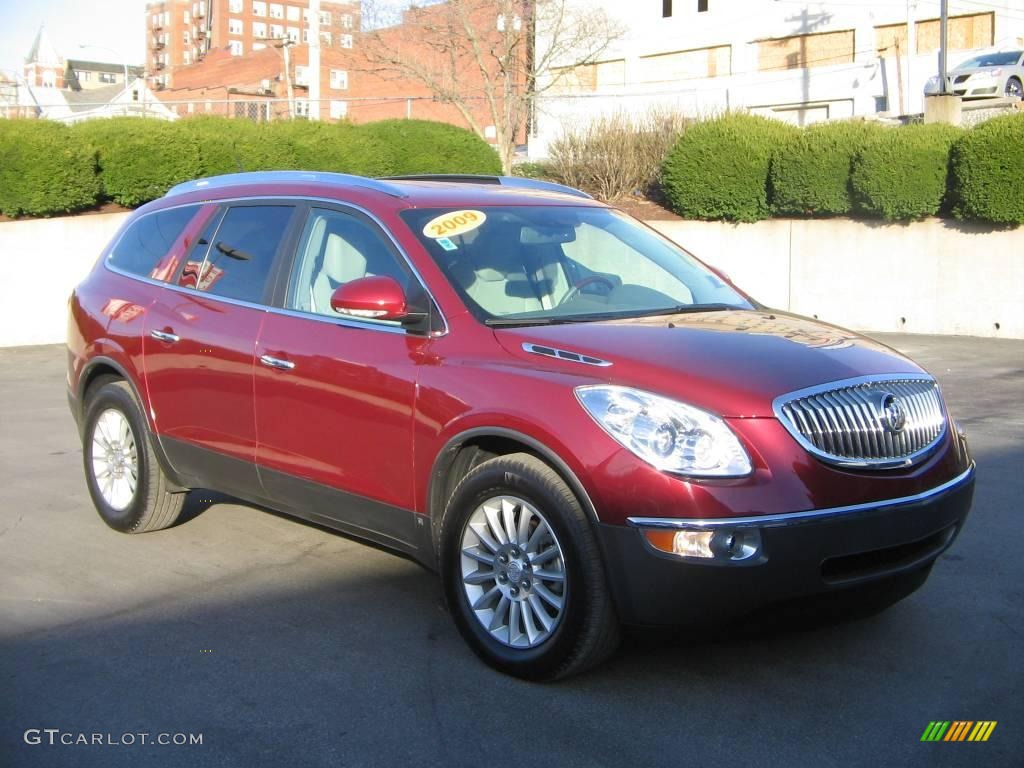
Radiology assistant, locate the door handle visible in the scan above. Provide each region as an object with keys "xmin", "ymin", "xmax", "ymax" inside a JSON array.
[
  {"xmin": 259, "ymin": 354, "xmax": 296, "ymax": 371},
  {"xmin": 150, "ymin": 329, "xmax": 180, "ymax": 344}
]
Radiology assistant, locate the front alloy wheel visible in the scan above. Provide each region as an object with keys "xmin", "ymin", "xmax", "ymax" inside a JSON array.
[
  {"xmin": 460, "ymin": 495, "xmax": 567, "ymax": 649},
  {"xmin": 441, "ymin": 453, "xmax": 620, "ymax": 680}
]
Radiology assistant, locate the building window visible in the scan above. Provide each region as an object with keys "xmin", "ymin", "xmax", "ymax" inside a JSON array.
[
  {"xmin": 340, "ymin": 34, "xmax": 353, "ymax": 49},
  {"xmin": 286, "ymin": 6, "xmax": 300, "ymax": 21},
  {"xmin": 330, "ymin": 100, "xmax": 348, "ymax": 119},
  {"xmin": 294, "ymin": 65, "xmax": 308, "ymax": 86},
  {"xmin": 100, "ymin": 71, "xmax": 116, "ymax": 83},
  {"xmin": 698, "ymin": 0, "xmax": 708, "ymax": 11},
  {"xmin": 319, "ymin": 11, "xmax": 331, "ymax": 26},
  {"xmin": 329, "ymin": 69, "xmax": 348, "ymax": 89},
  {"xmin": 287, "ymin": 26, "xmax": 300, "ymax": 43},
  {"xmin": 270, "ymin": 24, "xmax": 284, "ymax": 39},
  {"xmin": 341, "ymin": 14, "xmax": 353, "ymax": 30},
  {"xmin": 228, "ymin": 18, "xmax": 243, "ymax": 35},
  {"xmin": 295, "ymin": 99, "xmax": 309, "ymax": 117},
  {"xmin": 184, "ymin": 50, "xmax": 192, "ymax": 65},
  {"xmin": 253, "ymin": 22, "xmax": 267, "ymax": 38},
  {"xmin": 302, "ymin": 28, "xmax": 310, "ymax": 43},
  {"xmin": 228, "ymin": 0, "xmax": 242, "ymax": 12},
  {"xmin": 269, "ymin": 3, "xmax": 284, "ymax": 19},
  {"xmin": 253, "ymin": 1, "xmax": 267, "ymax": 18},
  {"xmin": 229, "ymin": 40, "xmax": 244, "ymax": 56},
  {"xmin": 253, "ymin": 42, "xmax": 266, "ymax": 50},
  {"xmin": 662, "ymin": 0, "xmax": 671, "ymax": 17},
  {"xmin": 184, "ymin": 10, "xmax": 191, "ymax": 23},
  {"xmin": 184, "ymin": 30, "xmax": 191, "ymax": 44},
  {"xmin": 320, "ymin": 31, "xmax": 332, "ymax": 46}
]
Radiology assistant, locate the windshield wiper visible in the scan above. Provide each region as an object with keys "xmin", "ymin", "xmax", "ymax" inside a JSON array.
[
  {"xmin": 645, "ymin": 303, "xmax": 737, "ymax": 317},
  {"xmin": 484, "ymin": 317, "xmax": 556, "ymax": 327}
]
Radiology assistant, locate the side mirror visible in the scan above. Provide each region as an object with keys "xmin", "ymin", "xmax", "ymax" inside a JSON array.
[{"xmin": 330, "ymin": 275, "xmax": 418, "ymax": 323}]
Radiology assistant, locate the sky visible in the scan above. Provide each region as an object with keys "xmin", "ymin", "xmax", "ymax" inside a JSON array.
[{"xmin": 0, "ymin": 0, "xmax": 149, "ymax": 76}]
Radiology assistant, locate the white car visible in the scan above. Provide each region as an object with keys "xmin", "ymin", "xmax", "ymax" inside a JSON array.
[{"xmin": 924, "ymin": 50, "xmax": 1024, "ymax": 100}]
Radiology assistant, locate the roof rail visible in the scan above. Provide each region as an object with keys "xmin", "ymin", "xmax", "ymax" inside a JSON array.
[
  {"xmin": 165, "ymin": 171, "xmax": 407, "ymax": 199},
  {"xmin": 379, "ymin": 174, "xmax": 593, "ymax": 200}
]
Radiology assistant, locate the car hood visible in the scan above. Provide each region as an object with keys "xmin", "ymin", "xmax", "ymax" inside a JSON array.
[{"xmin": 493, "ymin": 310, "xmax": 924, "ymax": 417}]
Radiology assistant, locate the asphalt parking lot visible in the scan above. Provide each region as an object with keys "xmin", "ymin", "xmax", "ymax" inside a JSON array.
[{"xmin": 1, "ymin": 334, "xmax": 1021, "ymax": 768}]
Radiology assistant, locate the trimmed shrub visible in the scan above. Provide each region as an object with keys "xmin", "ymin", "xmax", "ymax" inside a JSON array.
[
  {"xmin": 661, "ymin": 113, "xmax": 799, "ymax": 222},
  {"xmin": 850, "ymin": 123, "xmax": 962, "ymax": 221},
  {"xmin": 73, "ymin": 118, "xmax": 202, "ymax": 206},
  {"xmin": 0, "ymin": 120, "xmax": 100, "ymax": 217},
  {"xmin": 951, "ymin": 113, "xmax": 1024, "ymax": 225},
  {"xmin": 547, "ymin": 110, "xmax": 689, "ymax": 201},
  {"xmin": 360, "ymin": 119, "xmax": 501, "ymax": 176},
  {"xmin": 266, "ymin": 120, "xmax": 392, "ymax": 176},
  {"xmin": 770, "ymin": 120, "xmax": 887, "ymax": 216}
]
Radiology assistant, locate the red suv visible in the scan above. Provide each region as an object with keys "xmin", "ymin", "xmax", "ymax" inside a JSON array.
[{"xmin": 67, "ymin": 172, "xmax": 975, "ymax": 679}]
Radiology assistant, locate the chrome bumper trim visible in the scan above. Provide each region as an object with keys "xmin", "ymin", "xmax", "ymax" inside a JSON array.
[{"xmin": 627, "ymin": 463, "xmax": 975, "ymax": 531}]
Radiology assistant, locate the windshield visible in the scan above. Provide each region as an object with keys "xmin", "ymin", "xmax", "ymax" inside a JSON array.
[
  {"xmin": 956, "ymin": 51, "xmax": 1022, "ymax": 68},
  {"xmin": 399, "ymin": 206, "xmax": 753, "ymax": 326}
]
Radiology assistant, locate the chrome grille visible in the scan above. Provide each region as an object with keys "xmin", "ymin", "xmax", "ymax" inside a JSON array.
[{"xmin": 773, "ymin": 376, "xmax": 946, "ymax": 468}]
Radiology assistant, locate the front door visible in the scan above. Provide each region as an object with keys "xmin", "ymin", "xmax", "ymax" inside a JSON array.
[{"xmin": 254, "ymin": 205, "xmax": 427, "ymax": 545}]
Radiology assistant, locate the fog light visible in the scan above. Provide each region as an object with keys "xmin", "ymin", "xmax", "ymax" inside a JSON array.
[
  {"xmin": 643, "ymin": 527, "xmax": 762, "ymax": 562},
  {"xmin": 644, "ymin": 530, "xmax": 715, "ymax": 558}
]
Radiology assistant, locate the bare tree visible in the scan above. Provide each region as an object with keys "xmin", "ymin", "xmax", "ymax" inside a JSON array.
[{"xmin": 358, "ymin": 0, "xmax": 622, "ymax": 174}]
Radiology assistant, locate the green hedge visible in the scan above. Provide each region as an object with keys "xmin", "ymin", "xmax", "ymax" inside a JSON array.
[
  {"xmin": 951, "ymin": 113, "xmax": 1024, "ymax": 225},
  {"xmin": 661, "ymin": 113, "xmax": 799, "ymax": 222},
  {"xmin": 73, "ymin": 118, "xmax": 203, "ymax": 207},
  {"xmin": 850, "ymin": 123, "xmax": 962, "ymax": 221},
  {"xmin": 770, "ymin": 120, "xmax": 886, "ymax": 217},
  {"xmin": 0, "ymin": 120, "xmax": 100, "ymax": 217},
  {"xmin": 361, "ymin": 119, "xmax": 501, "ymax": 176}
]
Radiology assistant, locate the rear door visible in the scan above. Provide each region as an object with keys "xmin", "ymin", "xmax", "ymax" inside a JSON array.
[
  {"xmin": 143, "ymin": 202, "xmax": 300, "ymax": 494},
  {"xmin": 253, "ymin": 205, "xmax": 430, "ymax": 544}
]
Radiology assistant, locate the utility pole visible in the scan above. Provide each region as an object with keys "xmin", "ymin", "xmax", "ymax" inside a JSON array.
[
  {"xmin": 906, "ymin": 0, "xmax": 917, "ymax": 113},
  {"xmin": 309, "ymin": 0, "xmax": 321, "ymax": 120},
  {"xmin": 939, "ymin": 0, "xmax": 949, "ymax": 94},
  {"xmin": 276, "ymin": 39, "xmax": 296, "ymax": 119}
]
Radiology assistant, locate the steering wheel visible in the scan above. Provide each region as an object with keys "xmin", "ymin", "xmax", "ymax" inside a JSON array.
[{"xmin": 558, "ymin": 275, "xmax": 616, "ymax": 306}]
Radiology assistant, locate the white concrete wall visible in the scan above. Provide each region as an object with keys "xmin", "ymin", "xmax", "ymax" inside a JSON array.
[
  {"xmin": 0, "ymin": 212, "xmax": 1021, "ymax": 346},
  {"xmin": 648, "ymin": 218, "xmax": 1024, "ymax": 339},
  {"xmin": 0, "ymin": 213, "xmax": 129, "ymax": 347}
]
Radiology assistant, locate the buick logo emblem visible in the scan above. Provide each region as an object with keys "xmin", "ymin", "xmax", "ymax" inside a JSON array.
[{"xmin": 880, "ymin": 393, "xmax": 907, "ymax": 433}]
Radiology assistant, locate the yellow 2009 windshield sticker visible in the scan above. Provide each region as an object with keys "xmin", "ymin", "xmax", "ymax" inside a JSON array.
[{"xmin": 423, "ymin": 210, "xmax": 486, "ymax": 239}]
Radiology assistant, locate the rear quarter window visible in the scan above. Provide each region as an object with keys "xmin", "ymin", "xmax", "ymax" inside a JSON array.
[{"xmin": 108, "ymin": 206, "xmax": 201, "ymax": 279}]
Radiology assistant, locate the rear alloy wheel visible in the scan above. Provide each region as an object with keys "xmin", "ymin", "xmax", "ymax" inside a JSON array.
[
  {"xmin": 1006, "ymin": 77, "xmax": 1023, "ymax": 100},
  {"xmin": 441, "ymin": 453, "xmax": 620, "ymax": 680},
  {"xmin": 82, "ymin": 380, "xmax": 185, "ymax": 533}
]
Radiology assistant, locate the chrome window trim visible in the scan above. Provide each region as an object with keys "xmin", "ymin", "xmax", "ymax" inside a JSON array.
[
  {"xmin": 627, "ymin": 463, "xmax": 974, "ymax": 531},
  {"xmin": 771, "ymin": 373, "xmax": 947, "ymax": 469},
  {"xmin": 103, "ymin": 194, "xmax": 449, "ymax": 337}
]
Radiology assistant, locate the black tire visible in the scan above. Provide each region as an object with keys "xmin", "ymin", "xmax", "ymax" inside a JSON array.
[
  {"xmin": 82, "ymin": 380, "xmax": 185, "ymax": 533},
  {"xmin": 439, "ymin": 453, "xmax": 620, "ymax": 680},
  {"xmin": 1006, "ymin": 77, "xmax": 1023, "ymax": 100}
]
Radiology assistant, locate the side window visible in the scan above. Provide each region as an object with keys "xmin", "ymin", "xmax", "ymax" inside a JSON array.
[
  {"xmin": 286, "ymin": 208, "xmax": 411, "ymax": 317},
  {"xmin": 187, "ymin": 205, "xmax": 294, "ymax": 303},
  {"xmin": 109, "ymin": 206, "xmax": 200, "ymax": 279}
]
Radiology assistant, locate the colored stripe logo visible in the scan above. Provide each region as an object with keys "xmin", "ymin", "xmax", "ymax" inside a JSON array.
[{"xmin": 921, "ymin": 721, "xmax": 997, "ymax": 742}]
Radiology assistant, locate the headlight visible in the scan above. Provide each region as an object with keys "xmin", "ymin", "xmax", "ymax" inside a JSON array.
[{"xmin": 575, "ymin": 385, "xmax": 752, "ymax": 477}]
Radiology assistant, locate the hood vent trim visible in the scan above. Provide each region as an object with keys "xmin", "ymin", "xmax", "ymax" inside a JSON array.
[{"xmin": 522, "ymin": 343, "xmax": 612, "ymax": 368}]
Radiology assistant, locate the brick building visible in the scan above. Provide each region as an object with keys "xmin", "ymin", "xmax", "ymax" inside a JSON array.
[
  {"xmin": 151, "ymin": 1, "xmax": 521, "ymax": 145},
  {"xmin": 144, "ymin": 0, "xmax": 358, "ymax": 88}
]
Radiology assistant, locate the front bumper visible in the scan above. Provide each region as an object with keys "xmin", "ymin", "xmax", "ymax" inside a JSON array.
[{"xmin": 598, "ymin": 464, "xmax": 975, "ymax": 625}]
